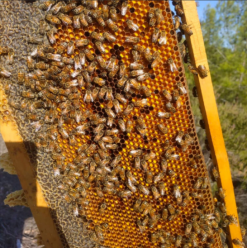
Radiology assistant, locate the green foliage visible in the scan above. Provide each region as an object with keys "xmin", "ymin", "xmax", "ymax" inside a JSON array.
[{"xmin": 200, "ymin": 1, "xmax": 247, "ymax": 105}]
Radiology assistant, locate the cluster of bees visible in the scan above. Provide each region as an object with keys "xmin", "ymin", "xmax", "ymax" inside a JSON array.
[{"xmin": 0, "ymin": 0, "xmax": 244, "ymax": 247}]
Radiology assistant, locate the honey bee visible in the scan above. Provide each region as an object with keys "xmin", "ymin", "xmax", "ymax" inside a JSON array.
[
  {"xmin": 0, "ymin": 46, "xmax": 8, "ymax": 55},
  {"xmin": 119, "ymin": 189, "xmax": 132, "ymax": 198},
  {"xmin": 71, "ymin": 5, "xmax": 84, "ymax": 15},
  {"xmin": 46, "ymin": 13, "xmax": 61, "ymax": 25},
  {"xmin": 150, "ymin": 232, "xmax": 158, "ymax": 244},
  {"xmin": 123, "ymin": 103, "xmax": 134, "ymax": 116},
  {"xmin": 47, "ymin": 53, "xmax": 61, "ymax": 62},
  {"xmin": 108, "ymin": 64, "xmax": 119, "ymax": 78},
  {"xmin": 103, "ymin": 32, "xmax": 116, "ymax": 43},
  {"xmin": 22, "ymin": 90, "xmax": 35, "ymax": 99},
  {"xmin": 151, "ymin": 28, "xmax": 160, "ymax": 43},
  {"xmin": 188, "ymin": 64, "xmax": 198, "ymax": 75},
  {"xmin": 158, "ymin": 112, "xmax": 171, "ymax": 119},
  {"xmin": 168, "ymin": 58, "xmax": 178, "ymax": 72},
  {"xmin": 193, "ymin": 177, "xmax": 203, "ymax": 189},
  {"xmin": 151, "ymin": 186, "xmax": 160, "ymax": 199},
  {"xmin": 50, "ymin": 1, "xmax": 63, "ymax": 14},
  {"xmin": 27, "ymin": 56, "xmax": 35, "ymax": 71},
  {"xmin": 62, "ymin": 57, "xmax": 73, "ymax": 65},
  {"xmin": 126, "ymin": 178, "xmax": 137, "ymax": 192},
  {"xmin": 115, "ymin": 93, "xmax": 127, "ymax": 104},
  {"xmin": 149, "ymin": 215, "xmax": 160, "ymax": 228},
  {"xmin": 78, "ymin": 13, "xmax": 88, "ymax": 27},
  {"xmin": 198, "ymin": 65, "xmax": 208, "ymax": 78},
  {"xmin": 172, "ymin": 184, "xmax": 181, "ymax": 199},
  {"xmin": 177, "ymin": 82, "xmax": 187, "ymax": 95},
  {"xmin": 175, "ymin": 235, "xmax": 182, "ymax": 247},
  {"xmin": 218, "ymin": 188, "xmax": 226, "ymax": 199},
  {"xmin": 191, "ymin": 220, "xmax": 201, "ymax": 234},
  {"xmin": 161, "ymin": 208, "xmax": 168, "ymax": 220},
  {"xmin": 95, "ymin": 56, "xmax": 106, "ymax": 70},
  {"xmin": 72, "ymin": 15, "xmax": 81, "ymax": 29},
  {"xmin": 95, "ymin": 41, "xmax": 105, "ymax": 54},
  {"xmin": 151, "ymin": 56, "xmax": 162, "ymax": 69},
  {"xmin": 130, "ymin": 69, "xmax": 144, "ymax": 78},
  {"xmin": 144, "ymin": 171, "xmax": 152, "ymax": 184},
  {"xmin": 155, "ymin": 8, "xmax": 164, "ymax": 24},
  {"xmin": 201, "ymin": 177, "xmax": 208, "ymax": 189},
  {"xmin": 129, "ymin": 63, "xmax": 143, "ymax": 71},
  {"xmin": 87, "ymin": 61, "xmax": 97, "ymax": 74},
  {"xmin": 175, "ymin": 131, "xmax": 184, "ymax": 145},
  {"xmin": 102, "ymin": 5, "xmax": 109, "ymax": 20},
  {"xmin": 76, "ymin": 39, "xmax": 89, "ymax": 47},
  {"xmin": 84, "ymin": 49, "xmax": 95, "ymax": 61},
  {"xmin": 181, "ymin": 24, "xmax": 193, "ymax": 36},
  {"xmin": 66, "ymin": 41, "xmax": 74, "ymax": 56},
  {"xmin": 109, "ymin": 6, "xmax": 118, "ymax": 21},
  {"xmin": 158, "ymin": 30, "xmax": 167, "ymax": 45},
  {"xmin": 149, "ymin": 10, "xmax": 156, "ymax": 26},
  {"xmin": 83, "ymin": 89, "xmax": 93, "ymax": 103},
  {"xmin": 87, "ymin": 0, "xmax": 98, "ymax": 9},
  {"xmin": 175, "ymin": 5, "xmax": 184, "ymax": 16},
  {"xmin": 174, "ymin": 16, "xmax": 180, "ymax": 30},
  {"xmin": 90, "ymin": 32, "xmax": 104, "ymax": 42},
  {"xmin": 7, "ymin": 48, "xmax": 14, "ymax": 65},
  {"xmin": 145, "ymin": 152, "xmax": 157, "ymax": 162},
  {"xmin": 17, "ymin": 71, "xmax": 25, "ymax": 84},
  {"xmin": 117, "ymin": 75, "xmax": 128, "ymax": 88},
  {"xmin": 142, "ymin": 48, "xmax": 152, "ymax": 63},
  {"xmin": 105, "ymin": 87, "xmax": 114, "ymax": 101},
  {"xmin": 95, "ymin": 225, "xmax": 104, "ymax": 241},
  {"xmin": 232, "ymin": 239, "xmax": 245, "ymax": 247},
  {"xmin": 125, "ymin": 36, "xmax": 140, "ymax": 44},
  {"xmin": 106, "ymin": 19, "xmax": 118, "ymax": 32},
  {"xmin": 165, "ymin": 102, "xmax": 176, "ymax": 113},
  {"xmin": 138, "ymin": 184, "xmax": 150, "ymax": 195},
  {"xmin": 110, "ymin": 155, "xmax": 121, "ymax": 168},
  {"xmin": 211, "ymin": 167, "xmax": 219, "ymax": 182},
  {"xmin": 116, "ymin": 119, "xmax": 125, "ymax": 132},
  {"xmin": 60, "ymin": 2, "xmax": 77, "ymax": 13},
  {"xmin": 126, "ymin": 19, "xmax": 139, "ymax": 31},
  {"xmin": 156, "ymin": 124, "xmax": 167, "ymax": 135},
  {"xmin": 106, "ymin": 57, "xmax": 117, "ymax": 72},
  {"xmin": 184, "ymin": 223, "xmax": 192, "ymax": 235},
  {"xmin": 140, "ymin": 201, "xmax": 150, "ymax": 215},
  {"xmin": 131, "ymin": 50, "xmax": 140, "ymax": 62}
]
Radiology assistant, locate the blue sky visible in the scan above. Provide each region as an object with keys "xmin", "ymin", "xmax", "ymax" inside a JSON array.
[
  {"xmin": 169, "ymin": 1, "xmax": 218, "ymax": 21},
  {"xmin": 196, "ymin": 1, "xmax": 218, "ymax": 20}
]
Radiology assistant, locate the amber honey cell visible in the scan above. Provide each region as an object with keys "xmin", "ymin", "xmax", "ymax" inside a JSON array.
[{"xmin": 0, "ymin": 0, "xmax": 232, "ymax": 247}]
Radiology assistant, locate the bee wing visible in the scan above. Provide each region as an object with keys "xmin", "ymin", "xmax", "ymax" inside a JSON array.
[
  {"xmin": 172, "ymin": 62, "xmax": 178, "ymax": 72},
  {"xmin": 159, "ymin": 35, "xmax": 167, "ymax": 45},
  {"xmin": 175, "ymin": 188, "xmax": 181, "ymax": 198}
]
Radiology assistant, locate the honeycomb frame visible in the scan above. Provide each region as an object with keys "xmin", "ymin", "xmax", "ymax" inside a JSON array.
[{"xmin": 0, "ymin": 0, "xmax": 238, "ymax": 247}]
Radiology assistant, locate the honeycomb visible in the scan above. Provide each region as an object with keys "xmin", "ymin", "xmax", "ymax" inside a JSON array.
[
  {"xmin": 0, "ymin": 0, "xmax": 236, "ymax": 247},
  {"xmin": 0, "ymin": 152, "xmax": 17, "ymax": 175},
  {"xmin": 4, "ymin": 189, "xmax": 29, "ymax": 207}
]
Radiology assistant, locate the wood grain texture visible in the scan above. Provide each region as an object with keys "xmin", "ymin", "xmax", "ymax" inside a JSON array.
[
  {"xmin": 181, "ymin": 1, "xmax": 242, "ymax": 245},
  {"xmin": 0, "ymin": 91, "xmax": 63, "ymax": 248}
]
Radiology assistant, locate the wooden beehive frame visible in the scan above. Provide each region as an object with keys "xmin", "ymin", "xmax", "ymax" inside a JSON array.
[
  {"xmin": 181, "ymin": 1, "xmax": 242, "ymax": 245},
  {"xmin": 0, "ymin": 1, "xmax": 241, "ymax": 247}
]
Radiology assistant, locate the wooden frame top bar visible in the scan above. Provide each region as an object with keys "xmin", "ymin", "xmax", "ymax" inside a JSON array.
[{"xmin": 181, "ymin": 0, "xmax": 242, "ymax": 245}]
